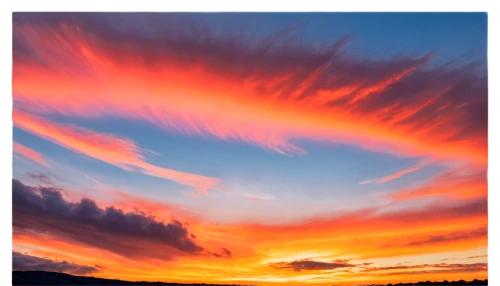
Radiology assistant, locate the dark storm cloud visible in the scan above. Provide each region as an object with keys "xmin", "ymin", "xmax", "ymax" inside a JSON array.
[
  {"xmin": 12, "ymin": 179, "xmax": 205, "ymax": 259},
  {"xmin": 13, "ymin": 251, "xmax": 98, "ymax": 275}
]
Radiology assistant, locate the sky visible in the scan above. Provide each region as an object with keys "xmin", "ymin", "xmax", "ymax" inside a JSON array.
[{"xmin": 11, "ymin": 12, "xmax": 488, "ymax": 285}]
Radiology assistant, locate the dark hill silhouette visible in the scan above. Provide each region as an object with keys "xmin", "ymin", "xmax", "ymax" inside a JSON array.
[
  {"xmin": 12, "ymin": 271, "xmax": 487, "ymax": 285},
  {"xmin": 12, "ymin": 271, "xmax": 248, "ymax": 285},
  {"xmin": 343, "ymin": 279, "xmax": 488, "ymax": 286}
]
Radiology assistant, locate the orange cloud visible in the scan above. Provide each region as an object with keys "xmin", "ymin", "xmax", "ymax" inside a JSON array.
[
  {"xmin": 386, "ymin": 167, "xmax": 487, "ymax": 203},
  {"xmin": 13, "ymin": 142, "xmax": 50, "ymax": 167},
  {"xmin": 12, "ymin": 176, "xmax": 488, "ymax": 285},
  {"xmin": 12, "ymin": 16, "xmax": 487, "ymax": 165},
  {"xmin": 228, "ymin": 198, "xmax": 487, "ymax": 244},
  {"xmin": 11, "ymin": 14, "xmax": 488, "ymax": 285},
  {"xmin": 13, "ymin": 110, "xmax": 220, "ymax": 194}
]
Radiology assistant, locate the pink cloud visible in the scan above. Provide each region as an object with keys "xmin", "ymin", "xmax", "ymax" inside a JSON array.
[
  {"xmin": 13, "ymin": 142, "xmax": 50, "ymax": 167},
  {"xmin": 13, "ymin": 110, "xmax": 220, "ymax": 194}
]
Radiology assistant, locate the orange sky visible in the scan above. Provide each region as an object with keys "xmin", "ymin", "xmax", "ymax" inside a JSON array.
[{"xmin": 12, "ymin": 13, "xmax": 487, "ymax": 285}]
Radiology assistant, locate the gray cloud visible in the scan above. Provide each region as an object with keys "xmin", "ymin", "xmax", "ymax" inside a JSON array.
[
  {"xmin": 269, "ymin": 258, "xmax": 487, "ymax": 276},
  {"xmin": 13, "ymin": 251, "xmax": 98, "ymax": 275},
  {"xmin": 208, "ymin": 247, "xmax": 232, "ymax": 258},
  {"xmin": 270, "ymin": 258, "xmax": 354, "ymax": 272},
  {"xmin": 25, "ymin": 172, "xmax": 57, "ymax": 186},
  {"xmin": 13, "ymin": 179, "xmax": 205, "ymax": 260}
]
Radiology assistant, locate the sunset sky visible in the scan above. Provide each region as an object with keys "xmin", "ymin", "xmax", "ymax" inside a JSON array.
[{"xmin": 12, "ymin": 12, "xmax": 488, "ymax": 285}]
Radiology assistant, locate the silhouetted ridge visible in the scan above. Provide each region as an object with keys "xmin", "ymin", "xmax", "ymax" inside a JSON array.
[
  {"xmin": 349, "ymin": 279, "xmax": 488, "ymax": 286},
  {"xmin": 12, "ymin": 271, "xmax": 247, "ymax": 285},
  {"xmin": 12, "ymin": 271, "xmax": 487, "ymax": 285}
]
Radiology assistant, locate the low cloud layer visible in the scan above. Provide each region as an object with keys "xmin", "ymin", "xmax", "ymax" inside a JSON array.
[
  {"xmin": 269, "ymin": 258, "xmax": 487, "ymax": 277},
  {"xmin": 369, "ymin": 263, "xmax": 488, "ymax": 276},
  {"xmin": 270, "ymin": 259, "xmax": 354, "ymax": 272},
  {"xmin": 13, "ymin": 252, "xmax": 98, "ymax": 275},
  {"xmin": 407, "ymin": 227, "xmax": 487, "ymax": 246}
]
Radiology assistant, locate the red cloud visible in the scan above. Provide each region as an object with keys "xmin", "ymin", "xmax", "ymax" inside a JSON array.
[{"xmin": 12, "ymin": 14, "xmax": 487, "ymax": 165}]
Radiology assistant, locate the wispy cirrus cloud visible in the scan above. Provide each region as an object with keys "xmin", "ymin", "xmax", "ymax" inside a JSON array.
[
  {"xmin": 356, "ymin": 262, "xmax": 487, "ymax": 275},
  {"xmin": 25, "ymin": 171, "xmax": 57, "ymax": 186},
  {"xmin": 385, "ymin": 167, "xmax": 487, "ymax": 203},
  {"xmin": 367, "ymin": 263, "xmax": 488, "ymax": 277},
  {"xmin": 439, "ymin": 255, "xmax": 489, "ymax": 262},
  {"xmin": 360, "ymin": 159, "xmax": 432, "ymax": 184},
  {"xmin": 230, "ymin": 197, "xmax": 487, "ymax": 247},
  {"xmin": 13, "ymin": 142, "xmax": 50, "ymax": 167},
  {"xmin": 406, "ymin": 226, "xmax": 487, "ymax": 246},
  {"xmin": 13, "ymin": 110, "xmax": 220, "ymax": 194},
  {"xmin": 12, "ymin": 13, "xmax": 487, "ymax": 164}
]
